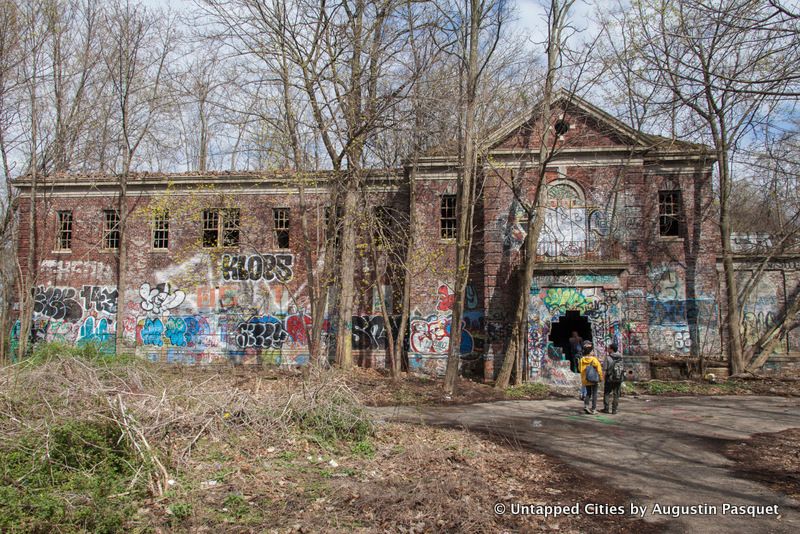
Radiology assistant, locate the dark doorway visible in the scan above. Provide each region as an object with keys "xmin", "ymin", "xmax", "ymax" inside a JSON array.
[{"xmin": 549, "ymin": 310, "xmax": 592, "ymax": 372}]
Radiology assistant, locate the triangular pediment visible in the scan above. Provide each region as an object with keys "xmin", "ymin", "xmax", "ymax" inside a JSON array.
[{"xmin": 484, "ymin": 89, "xmax": 657, "ymax": 152}]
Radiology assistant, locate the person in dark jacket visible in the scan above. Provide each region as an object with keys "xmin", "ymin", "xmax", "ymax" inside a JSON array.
[
  {"xmin": 568, "ymin": 331, "xmax": 583, "ymax": 372},
  {"xmin": 601, "ymin": 343, "xmax": 624, "ymax": 414}
]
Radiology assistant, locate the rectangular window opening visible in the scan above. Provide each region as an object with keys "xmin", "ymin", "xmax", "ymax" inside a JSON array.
[
  {"xmin": 222, "ymin": 208, "xmax": 240, "ymax": 247},
  {"xmin": 103, "ymin": 209, "xmax": 120, "ymax": 250},
  {"xmin": 658, "ymin": 190, "xmax": 681, "ymax": 237},
  {"xmin": 202, "ymin": 209, "xmax": 219, "ymax": 248},
  {"xmin": 274, "ymin": 208, "xmax": 290, "ymax": 249},
  {"xmin": 440, "ymin": 195, "xmax": 457, "ymax": 239},
  {"xmin": 57, "ymin": 210, "xmax": 73, "ymax": 251},
  {"xmin": 153, "ymin": 211, "xmax": 170, "ymax": 249},
  {"xmin": 325, "ymin": 206, "xmax": 344, "ymax": 248},
  {"xmin": 374, "ymin": 206, "xmax": 393, "ymax": 245}
]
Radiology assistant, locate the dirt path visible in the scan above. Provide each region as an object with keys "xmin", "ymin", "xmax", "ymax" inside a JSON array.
[{"xmin": 372, "ymin": 395, "xmax": 800, "ymax": 533}]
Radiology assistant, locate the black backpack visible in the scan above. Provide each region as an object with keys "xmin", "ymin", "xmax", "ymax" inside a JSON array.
[{"xmin": 608, "ymin": 357, "xmax": 625, "ymax": 383}]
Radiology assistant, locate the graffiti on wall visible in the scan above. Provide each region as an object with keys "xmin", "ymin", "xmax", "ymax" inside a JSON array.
[
  {"xmin": 407, "ymin": 283, "xmax": 484, "ymax": 377},
  {"xmin": 234, "ymin": 316, "xmax": 287, "ymax": 349},
  {"xmin": 538, "ymin": 182, "xmax": 587, "ymax": 258},
  {"xmin": 739, "ymin": 273, "xmax": 783, "ymax": 351},
  {"xmin": 527, "ymin": 281, "xmax": 624, "ymax": 381},
  {"xmin": 494, "ymin": 200, "xmax": 527, "ymax": 252},
  {"xmin": 12, "ymin": 285, "xmax": 120, "ymax": 352},
  {"xmin": 352, "ymin": 315, "xmax": 399, "ymax": 350},
  {"xmin": 221, "ymin": 253, "xmax": 294, "ymax": 282},
  {"xmin": 39, "ymin": 259, "xmax": 113, "ymax": 280},
  {"xmin": 139, "ymin": 283, "xmax": 185, "ymax": 317}
]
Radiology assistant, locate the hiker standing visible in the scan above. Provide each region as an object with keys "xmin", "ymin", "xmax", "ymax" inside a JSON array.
[
  {"xmin": 568, "ymin": 331, "xmax": 583, "ymax": 372},
  {"xmin": 602, "ymin": 343, "xmax": 625, "ymax": 414},
  {"xmin": 578, "ymin": 340, "xmax": 603, "ymax": 414}
]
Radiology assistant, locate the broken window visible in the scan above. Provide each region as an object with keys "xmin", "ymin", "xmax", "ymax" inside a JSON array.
[
  {"xmin": 324, "ymin": 206, "xmax": 343, "ymax": 248},
  {"xmin": 153, "ymin": 211, "xmax": 169, "ymax": 249},
  {"xmin": 440, "ymin": 195, "xmax": 457, "ymax": 239},
  {"xmin": 222, "ymin": 208, "xmax": 240, "ymax": 247},
  {"xmin": 374, "ymin": 205, "xmax": 393, "ymax": 244},
  {"xmin": 203, "ymin": 208, "xmax": 240, "ymax": 248},
  {"xmin": 103, "ymin": 209, "xmax": 120, "ymax": 250},
  {"xmin": 658, "ymin": 190, "xmax": 682, "ymax": 237},
  {"xmin": 274, "ymin": 208, "xmax": 290, "ymax": 249},
  {"xmin": 57, "ymin": 211, "xmax": 73, "ymax": 251},
  {"xmin": 202, "ymin": 209, "xmax": 220, "ymax": 247}
]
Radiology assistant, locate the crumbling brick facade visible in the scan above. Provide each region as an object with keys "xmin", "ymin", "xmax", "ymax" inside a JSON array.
[{"xmin": 13, "ymin": 95, "xmax": 731, "ymax": 381}]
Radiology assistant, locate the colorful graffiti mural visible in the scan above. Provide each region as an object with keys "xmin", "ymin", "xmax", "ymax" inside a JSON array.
[
  {"xmin": 11, "ymin": 285, "xmax": 121, "ymax": 353},
  {"xmin": 528, "ymin": 281, "xmax": 623, "ymax": 381}
]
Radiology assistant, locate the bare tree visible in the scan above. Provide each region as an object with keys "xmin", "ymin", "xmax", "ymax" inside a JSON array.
[
  {"xmin": 442, "ymin": 0, "xmax": 509, "ymax": 393},
  {"xmin": 609, "ymin": 0, "xmax": 800, "ymax": 374},
  {"xmin": 103, "ymin": 0, "xmax": 175, "ymax": 353},
  {"xmin": 494, "ymin": 0, "xmax": 581, "ymax": 389},
  {"xmin": 0, "ymin": 0, "xmax": 23, "ymax": 361}
]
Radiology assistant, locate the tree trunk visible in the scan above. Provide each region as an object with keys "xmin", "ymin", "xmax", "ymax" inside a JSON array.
[
  {"xmin": 335, "ymin": 186, "xmax": 358, "ymax": 369},
  {"xmin": 495, "ymin": 0, "xmax": 567, "ymax": 389},
  {"xmin": 717, "ymin": 147, "xmax": 744, "ymax": 374},
  {"xmin": 495, "ymin": 184, "xmax": 548, "ymax": 389},
  {"xmin": 114, "ymin": 153, "xmax": 130, "ymax": 355},
  {"xmin": 444, "ymin": 0, "xmax": 481, "ymax": 394}
]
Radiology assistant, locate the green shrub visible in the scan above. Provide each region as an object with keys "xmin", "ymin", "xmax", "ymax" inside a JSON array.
[
  {"xmin": 169, "ymin": 502, "xmax": 193, "ymax": 522},
  {"xmin": 0, "ymin": 419, "xmax": 146, "ymax": 533}
]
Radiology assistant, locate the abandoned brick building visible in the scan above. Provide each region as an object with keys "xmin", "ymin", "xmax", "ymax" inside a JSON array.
[{"xmin": 15, "ymin": 93, "xmax": 767, "ymax": 382}]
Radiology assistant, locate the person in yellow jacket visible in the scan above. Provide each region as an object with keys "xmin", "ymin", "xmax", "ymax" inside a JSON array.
[{"xmin": 578, "ymin": 340, "xmax": 603, "ymax": 414}]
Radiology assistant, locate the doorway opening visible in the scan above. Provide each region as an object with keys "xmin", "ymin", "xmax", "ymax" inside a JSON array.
[{"xmin": 549, "ymin": 310, "xmax": 592, "ymax": 372}]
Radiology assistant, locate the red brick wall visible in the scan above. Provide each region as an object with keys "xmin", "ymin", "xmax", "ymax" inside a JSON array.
[{"xmin": 13, "ymin": 102, "xmax": 726, "ymax": 381}]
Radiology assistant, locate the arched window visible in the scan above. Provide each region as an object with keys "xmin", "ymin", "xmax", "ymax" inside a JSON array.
[{"xmin": 538, "ymin": 181, "xmax": 586, "ymax": 257}]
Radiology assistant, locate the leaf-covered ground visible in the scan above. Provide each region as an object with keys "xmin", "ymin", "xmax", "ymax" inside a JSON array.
[
  {"xmin": 724, "ymin": 428, "xmax": 800, "ymax": 503},
  {"xmin": 0, "ymin": 349, "xmax": 662, "ymax": 533}
]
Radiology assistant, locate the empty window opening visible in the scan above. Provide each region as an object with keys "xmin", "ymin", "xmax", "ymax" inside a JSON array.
[
  {"xmin": 274, "ymin": 208, "xmax": 290, "ymax": 249},
  {"xmin": 325, "ymin": 206, "xmax": 344, "ymax": 248},
  {"xmin": 203, "ymin": 208, "xmax": 240, "ymax": 248},
  {"xmin": 57, "ymin": 211, "xmax": 73, "ymax": 251},
  {"xmin": 374, "ymin": 205, "xmax": 393, "ymax": 245},
  {"xmin": 153, "ymin": 211, "xmax": 169, "ymax": 249},
  {"xmin": 440, "ymin": 195, "xmax": 457, "ymax": 239},
  {"xmin": 658, "ymin": 190, "xmax": 682, "ymax": 237},
  {"xmin": 103, "ymin": 209, "xmax": 120, "ymax": 250}
]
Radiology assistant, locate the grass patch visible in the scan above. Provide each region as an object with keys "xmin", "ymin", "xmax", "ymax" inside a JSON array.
[
  {"xmin": 0, "ymin": 420, "xmax": 146, "ymax": 533},
  {"xmin": 21, "ymin": 341, "xmax": 140, "ymax": 368},
  {"xmin": 350, "ymin": 439, "xmax": 376, "ymax": 459},
  {"xmin": 645, "ymin": 381, "xmax": 691, "ymax": 394},
  {"xmin": 505, "ymin": 382, "xmax": 550, "ymax": 399}
]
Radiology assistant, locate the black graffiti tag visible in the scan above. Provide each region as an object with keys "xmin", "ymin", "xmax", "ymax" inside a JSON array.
[
  {"xmin": 32, "ymin": 286, "xmax": 83, "ymax": 321},
  {"xmin": 234, "ymin": 318, "xmax": 288, "ymax": 349},
  {"xmin": 350, "ymin": 315, "xmax": 401, "ymax": 350},
  {"xmin": 222, "ymin": 253, "xmax": 294, "ymax": 283}
]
